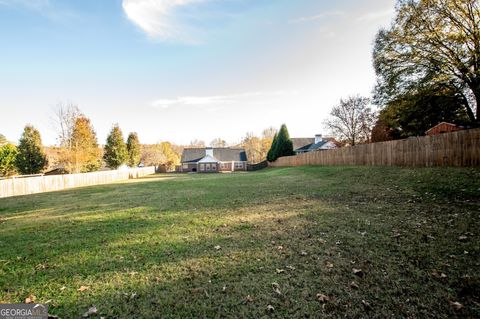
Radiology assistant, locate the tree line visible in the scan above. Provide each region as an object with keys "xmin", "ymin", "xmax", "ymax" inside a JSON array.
[
  {"xmin": 323, "ymin": 0, "xmax": 479, "ymax": 145},
  {"xmin": 0, "ymin": 103, "xmax": 282, "ymax": 177},
  {"xmin": 5, "ymin": 0, "xmax": 475, "ymax": 174},
  {"xmin": 0, "ymin": 104, "xmax": 153, "ymax": 177}
]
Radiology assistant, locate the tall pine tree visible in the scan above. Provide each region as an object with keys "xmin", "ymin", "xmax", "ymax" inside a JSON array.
[
  {"xmin": 15, "ymin": 125, "xmax": 48, "ymax": 174},
  {"xmin": 267, "ymin": 133, "xmax": 278, "ymax": 162},
  {"xmin": 103, "ymin": 124, "xmax": 128, "ymax": 169},
  {"xmin": 126, "ymin": 132, "xmax": 141, "ymax": 167},
  {"xmin": 267, "ymin": 124, "xmax": 294, "ymax": 162},
  {"xmin": 275, "ymin": 124, "xmax": 294, "ymax": 159}
]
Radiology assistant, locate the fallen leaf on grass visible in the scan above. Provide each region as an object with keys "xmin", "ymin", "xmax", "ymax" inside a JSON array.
[
  {"xmin": 300, "ymin": 251, "xmax": 308, "ymax": 256},
  {"xmin": 266, "ymin": 305, "xmax": 275, "ymax": 312},
  {"xmin": 286, "ymin": 265, "xmax": 296, "ymax": 271},
  {"xmin": 352, "ymin": 268, "xmax": 364, "ymax": 277},
  {"xmin": 450, "ymin": 301, "xmax": 463, "ymax": 311},
  {"xmin": 272, "ymin": 282, "xmax": 281, "ymax": 295},
  {"xmin": 316, "ymin": 293, "xmax": 330, "ymax": 302},
  {"xmin": 350, "ymin": 281, "xmax": 359, "ymax": 289},
  {"xmin": 82, "ymin": 306, "xmax": 97, "ymax": 318},
  {"xmin": 362, "ymin": 300, "xmax": 372, "ymax": 310},
  {"xmin": 458, "ymin": 235, "xmax": 468, "ymax": 242},
  {"xmin": 214, "ymin": 245, "xmax": 221, "ymax": 250},
  {"xmin": 59, "ymin": 286, "xmax": 66, "ymax": 291},
  {"xmin": 276, "ymin": 269, "xmax": 285, "ymax": 274},
  {"xmin": 25, "ymin": 294, "xmax": 36, "ymax": 304},
  {"xmin": 245, "ymin": 295, "xmax": 254, "ymax": 303},
  {"xmin": 77, "ymin": 286, "xmax": 89, "ymax": 292},
  {"xmin": 326, "ymin": 262, "xmax": 334, "ymax": 269}
]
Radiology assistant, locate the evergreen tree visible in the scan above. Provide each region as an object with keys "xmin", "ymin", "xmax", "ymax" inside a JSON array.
[
  {"xmin": 15, "ymin": 125, "xmax": 48, "ymax": 174},
  {"xmin": 126, "ymin": 132, "xmax": 141, "ymax": 167},
  {"xmin": 266, "ymin": 132, "xmax": 278, "ymax": 162},
  {"xmin": 274, "ymin": 124, "xmax": 294, "ymax": 159},
  {"xmin": 267, "ymin": 124, "xmax": 294, "ymax": 161},
  {"xmin": 103, "ymin": 124, "xmax": 128, "ymax": 169},
  {"xmin": 0, "ymin": 143, "xmax": 18, "ymax": 177}
]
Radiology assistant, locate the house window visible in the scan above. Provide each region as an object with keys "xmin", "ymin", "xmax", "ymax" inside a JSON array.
[
  {"xmin": 200, "ymin": 164, "xmax": 205, "ymax": 171},
  {"xmin": 212, "ymin": 164, "xmax": 217, "ymax": 170},
  {"xmin": 206, "ymin": 164, "xmax": 211, "ymax": 171},
  {"xmin": 235, "ymin": 162, "xmax": 243, "ymax": 169},
  {"xmin": 182, "ymin": 164, "xmax": 188, "ymax": 169},
  {"xmin": 220, "ymin": 163, "xmax": 227, "ymax": 169}
]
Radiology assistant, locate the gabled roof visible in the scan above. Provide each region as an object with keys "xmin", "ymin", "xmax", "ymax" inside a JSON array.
[
  {"xmin": 182, "ymin": 148, "xmax": 247, "ymax": 163},
  {"xmin": 295, "ymin": 140, "xmax": 330, "ymax": 151},
  {"xmin": 198, "ymin": 155, "xmax": 219, "ymax": 163},
  {"xmin": 425, "ymin": 122, "xmax": 463, "ymax": 134},
  {"xmin": 291, "ymin": 138, "xmax": 315, "ymax": 151},
  {"xmin": 307, "ymin": 140, "xmax": 330, "ymax": 151}
]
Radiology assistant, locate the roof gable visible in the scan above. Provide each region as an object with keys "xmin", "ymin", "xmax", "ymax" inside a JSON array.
[
  {"xmin": 182, "ymin": 148, "xmax": 247, "ymax": 163},
  {"xmin": 291, "ymin": 138, "xmax": 315, "ymax": 151},
  {"xmin": 198, "ymin": 155, "xmax": 219, "ymax": 163},
  {"xmin": 308, "ymin": 141, "xmax": 328, "ymax": 151}
]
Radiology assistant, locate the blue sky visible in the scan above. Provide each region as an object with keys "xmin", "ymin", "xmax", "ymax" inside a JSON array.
[{"xmin": 0, "ymin": 0, "xmax": 395, "ymax": 145}]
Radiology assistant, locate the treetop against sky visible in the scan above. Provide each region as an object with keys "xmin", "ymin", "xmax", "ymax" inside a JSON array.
[{"xmin": 0, "ymin": 0, "xmax": 394, "ymax": 145}]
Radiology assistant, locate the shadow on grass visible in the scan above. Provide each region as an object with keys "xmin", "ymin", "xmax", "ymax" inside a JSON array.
[{"xmin": 0, "ymin": 166, "xmax": 479, "ymax": 318}]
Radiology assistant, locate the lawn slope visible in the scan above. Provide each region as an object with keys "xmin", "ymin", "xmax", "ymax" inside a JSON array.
[{"xmin": 0, "ymin": 166, "xmax": 479, "ymax": 318}]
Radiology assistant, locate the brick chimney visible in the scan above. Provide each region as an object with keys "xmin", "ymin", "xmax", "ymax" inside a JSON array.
[
  {"xmin": 315, "ymin": 134, "xmax": 323, "ymax": 144},
  {"xmin": 205, "ymin": 148, "xmax": 214, "ymax": 157}
]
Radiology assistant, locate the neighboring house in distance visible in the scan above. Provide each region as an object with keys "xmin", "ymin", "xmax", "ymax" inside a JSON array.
[
  {"xmin": 180, "ymin": 148, "xmax": 248, "ymax": 173},
  {"xmin": 291, "ymin": 134, "xmax": 338, "ymax": 155},
  {"xmin": 425, "ymin": 122, "xmax": 464, "ymax": 136}
]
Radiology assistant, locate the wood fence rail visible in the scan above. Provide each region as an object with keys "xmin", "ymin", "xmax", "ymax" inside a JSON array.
[
  {"xmin": 0, "ymin": 167, "xmax": 156, "ymax": 198},
  {"xmin": 269, "ymin": 128, "xmax": 480, "ymax": 168}
]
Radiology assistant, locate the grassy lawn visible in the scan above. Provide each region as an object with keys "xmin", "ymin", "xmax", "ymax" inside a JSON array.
[{"xmin": 0, "ymin": 166, "xmax": 479, "ymax": 318}]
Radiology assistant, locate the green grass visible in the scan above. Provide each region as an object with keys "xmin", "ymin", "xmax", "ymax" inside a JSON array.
[{"xmin": 0, "ymin": 166, "xmax": 479, "ymax": 318}]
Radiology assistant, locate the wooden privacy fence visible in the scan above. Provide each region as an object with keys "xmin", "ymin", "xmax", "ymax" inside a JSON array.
[
  {"xmin": 0, "ymin": 166, "xmax": 156, "ymax": 198},
  {"xmin": 269, "ymin": 128, "xmax": 480, "ymax": 168}
]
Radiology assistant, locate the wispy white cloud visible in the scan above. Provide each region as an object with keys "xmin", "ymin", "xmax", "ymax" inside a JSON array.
[
  {"xmin": 151, "ymin": 91, "xmax": 297, "ymax": 110},
  {"xmin": 356, "ymin": 9, "xmax": 395, "ymax": 23},
  {"xmin": 122, "ymin": 0, "xmax": 207, "ymax": 42},
  {"xmin": 0, "ymin": 0, "xmax": 50, "ymax": 10},
  {"xmin": 289, "ymin": 11, "xmax": 345, "ymax": 24},
  {"xmin": 0, "ymin": 0, "xmax": 76, "ymax": 22}
]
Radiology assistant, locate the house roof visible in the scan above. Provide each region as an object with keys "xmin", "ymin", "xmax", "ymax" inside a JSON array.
[
  {"xmin": 182, "ymin": 148, "xmax": 247, "ymax": 163},
  {"xmin": 291, "ymin": 138, "xmax": 315, "ymax": 151},
  {"xmin": 295, "ymin": 140, "xmax": 330, "ymax": 152},
  {"xmin": 425, "ymin": 122, "xmax": 463, "ymax": 134},
  {"xmin": 307, "ymin": 141, "xmax": 330, "ymax": 151},
  {"xmin": 198, "ymin": 155, "xmax": 220, "ymax": 163}
]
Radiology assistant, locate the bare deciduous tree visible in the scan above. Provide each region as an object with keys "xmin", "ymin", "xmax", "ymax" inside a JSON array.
[
  {"xmin": 52, "ymin": 102, "xmax": 81, "ymax": 148},
  {"xmin": 324, "ymin": 96, "xmax": 376, "ymax": 146},
  {"xmin": 210, "ymin": 138, "xmax": 227, "ymax": 148},
  {"xmin": 189, "ymin": 139, "xmax": 206, "ymax": 148}
]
